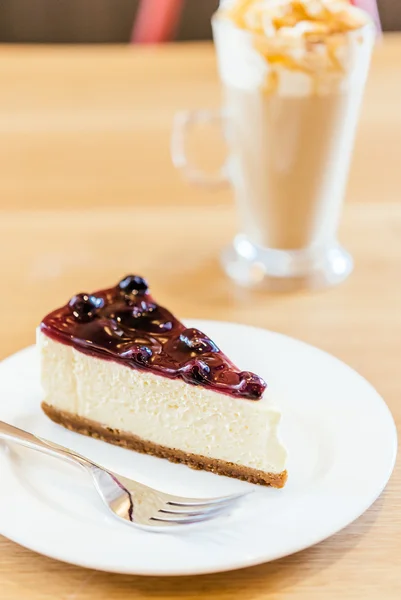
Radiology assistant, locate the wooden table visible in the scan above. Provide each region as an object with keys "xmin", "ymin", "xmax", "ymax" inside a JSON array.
[{"xmin": 0, "ymin": 38, "xmax": 400, "ymax": 599}]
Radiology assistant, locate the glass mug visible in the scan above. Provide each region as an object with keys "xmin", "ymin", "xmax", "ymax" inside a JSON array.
[{"xmin": 171, "ymin": 14, "xmax": 375, "ymax": 291}]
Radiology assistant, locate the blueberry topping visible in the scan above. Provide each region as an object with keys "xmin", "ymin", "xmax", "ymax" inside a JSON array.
[
  {"xmin": 113, "ymin": 304, "xmax": 173, "ymax": 334},
  {"xmin": 68, "ymin": 294, "xmax": 104, "ymax": 322},
  {"xmin": 238, "ymin": 371, "xmax": 266, "ymax": 400},
  {"xmin": 42, "ymin": 277, "xmax": 266, "ymax": 401},
  {"xmin": 121, "ymin": 345, "xmax": 153, "ymax": 365},
  {"xmin": 119, "ymin": 301, "xmax": 155, "ymax": 321},
  {"xmin": 181, "ymin": 359, "xmax": 211, "ymax": 385},
  {"xmin": 118, "ymin": 275, "xmax": 148, "ymax": 296},
  {"xmin": 179, "ymin": 328, "xmax": 219, "ymax": 354}
]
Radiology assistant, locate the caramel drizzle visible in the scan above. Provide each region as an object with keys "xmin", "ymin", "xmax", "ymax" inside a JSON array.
[{"xmin": 220, "ymin": 0, "xmax": 367, "ymax": 93}]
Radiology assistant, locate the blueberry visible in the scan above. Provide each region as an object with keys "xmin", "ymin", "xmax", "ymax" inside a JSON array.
[
  {"xmin": 181, "ymin": 360, "xmax": 211, "ymax": 385},
  {"xmin": 118, "ymin": 275, "xmax": 148, "ymax": 296},
  {"xmin": 179, "ymin": 328, "xmax": 219, "ymax": 354},
  {"xmin": 122, "ymin": 345, "xmax": 153, "ymax": 365},
  {"xmin": 238, "ymin": 371, "xmax": 266, "ymax": 400},
  {"xmin": 68, "ymin": 294, "xmax": 103, "ymax": 322}
]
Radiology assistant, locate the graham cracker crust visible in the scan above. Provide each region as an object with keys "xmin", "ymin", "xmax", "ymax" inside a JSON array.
[{"xmin": 42, "ymin": 402, "xmax": 287, "ymax": 488}]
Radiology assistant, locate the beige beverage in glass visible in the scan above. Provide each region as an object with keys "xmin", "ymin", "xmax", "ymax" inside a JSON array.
[{"xmin": 172, "ymin": 0, "xmax": 375, "ymax": 290}]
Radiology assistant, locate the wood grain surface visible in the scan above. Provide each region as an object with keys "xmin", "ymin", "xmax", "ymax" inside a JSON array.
[
  {"xmin": 0, "ymin": 39, "xmax": 400, "ymax": 599},
  {"xmin": 0, "ymin": 36, "xmax": 400, "ymax": 211}
]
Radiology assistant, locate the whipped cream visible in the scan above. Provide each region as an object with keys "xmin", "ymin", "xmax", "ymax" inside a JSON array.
[
  {"xmin": 213, "ymin": 0, "xmax": 374, "ymax": 95},
  {"xmin": 220, "ymin": 0, "xmax": 369, "ymax": 40}
]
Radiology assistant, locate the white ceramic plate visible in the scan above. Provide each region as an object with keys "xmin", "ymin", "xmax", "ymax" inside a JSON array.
[{"xmin": 0, "ymin": 321, "xmax": 397, "ymax": 576}]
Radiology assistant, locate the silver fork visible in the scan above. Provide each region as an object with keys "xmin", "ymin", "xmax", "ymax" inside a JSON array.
[{"xmin": 0, "ymin": 420, "xmax": 249, "ymax": 529}]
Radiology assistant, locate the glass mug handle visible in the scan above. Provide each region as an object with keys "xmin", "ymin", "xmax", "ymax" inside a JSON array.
[{"xmin": 171, "ymin": 109, "xmax": 229, "ymax": 189}]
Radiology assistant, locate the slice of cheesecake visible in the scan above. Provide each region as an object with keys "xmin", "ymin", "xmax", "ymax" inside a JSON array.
[{"xmin": 38, "ymin": 275, "xmax": 287, "ymax": 487}]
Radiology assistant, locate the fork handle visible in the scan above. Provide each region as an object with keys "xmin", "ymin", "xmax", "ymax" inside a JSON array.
[{"xmin": 0, "ymin": 419, "xmax": 95, "ymax": 470}]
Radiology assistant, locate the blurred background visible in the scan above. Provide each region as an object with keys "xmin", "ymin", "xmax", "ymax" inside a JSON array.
[
  {"xmin": 0, "ymin": 0, "xmax": 399, "ymax": 351},
  {"xmin": 0, "ymin": 0, "xmax": 398, "ymax": 42},
  {"xmin": 0, "ymin": 0, "xmax": 398, "ymax": 219}
]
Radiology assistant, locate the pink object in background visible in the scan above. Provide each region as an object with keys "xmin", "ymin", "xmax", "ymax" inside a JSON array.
[
  {"xmin": 351, "ymin": 0, "xmax": 381, "ymax": 33},
  {"xmin": 131, "ymin": 0, "xmax": 185, "ymax": 44}
]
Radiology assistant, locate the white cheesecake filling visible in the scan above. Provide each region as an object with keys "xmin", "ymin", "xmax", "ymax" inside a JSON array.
[{"xmin": 38, "ymin": 330, "xmax": 287, "ymax": 474}]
